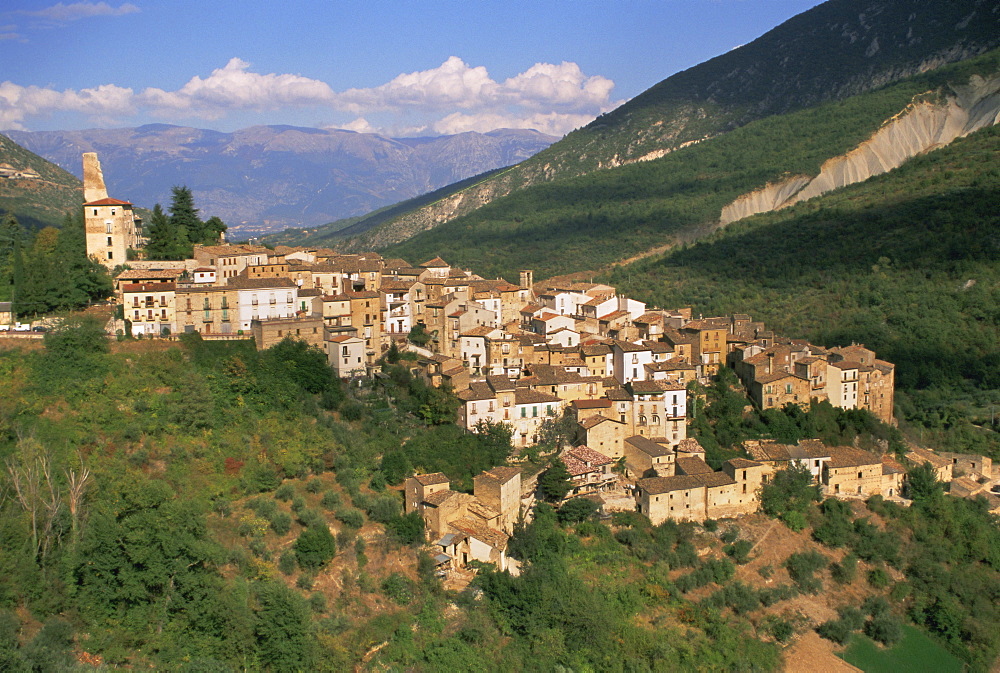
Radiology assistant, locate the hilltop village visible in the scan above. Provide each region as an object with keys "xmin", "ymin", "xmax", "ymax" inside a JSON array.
[{"xmin": 77, "ymin": 152, "xmax": 998, "ymax": 576}]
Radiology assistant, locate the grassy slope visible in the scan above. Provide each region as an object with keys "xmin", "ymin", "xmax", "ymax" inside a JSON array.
[
  {"xmin": 606, "ymin": 124, "xmax": 1000, "ymax": 455},
  {"xmin": 385, "ymin": 51, "xmax": 1000, "ymax": 282},
  {"xmin": 0, "ymin": 133, "xmax": 82, "ymax": 230}
]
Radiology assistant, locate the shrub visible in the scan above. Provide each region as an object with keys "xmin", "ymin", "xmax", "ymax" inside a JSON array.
[
  {"xmin": 269, "ymin": 512, "xmax": 292, "ymax": 536},
  {"xmin": 305, "ymin": 478, "xmax": 323, "ymax": 494},
  {"xmin": 703, "ymin": 519, "xmax": 718, "ymax": 532},
  {"xmin": 720, "ymin": 525, "xmax": 740, "ymax": 544},
  {"xmin": 294, "ymin": 525, "xmax": 337, "ymax": 570},
  {"xmin": 382, "ymin": 573, "xmax": 415, "ymax": 604},
  {"xmin": 296, "ymin": 574, "xmax": 314, "ymax": 591},
  {"xmin": 384, "ymin": 512, "xmax": 424, "ymax": 545},
  {"xmin": 785, "ymin": 550, "xmax": 828, "ymax": 593},
  {"xmin": 865, "ymin": 613, "xmax": 903, "ymax": 646},
  {"xmin": 817, "ymin": 618, "xmax": 852, "ymax": 645},
  {"xmin": 867, "ymin": 567, "xmax": 891, "ymax": 588},
  {"xmin": 830, "ymin": 553, "xmax": 858, "ymax": 584},
  {"xmin": 557, "ymin": 498, "xmax": 599, "ymax": 525},
  {"xmin": 767, "ymin": 618, "xmax": 794, "ymax": 643},
  {"xmin": 320, "ymin": 491, "xmax": 342, "ymax": 510},
  {"xmin": 309, "ymin": 592, "xmax": 326, "ymax": 613},
  {"xmin": 724, "ymin": 539, "xmax": 753, "ymax": 564},
  {"xmin": 278, "ymin": 551, "xmax": 297, "ymax": 575},
  {"xmin": 335, "ymin": 508, "xmax": 364, "ymax": 529}
]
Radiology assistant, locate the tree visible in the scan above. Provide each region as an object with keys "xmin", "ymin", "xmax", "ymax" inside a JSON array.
[
  {"xmin": 293, "ymin": 523, "xmax": 337, "ymax": 570},
  {"xmin": 253, "ymin": 581, "xmax": 313, "ymax": 670},
  {"xmin": 169, "ymin": 186, "xmax": 203, "ymax": 246},
  {"xmin": 146, "ymin": 203, "xmax": 187, "ymax": 260},
  {"xmin": 538, "ymin": 459, "xmax": 573, "ymax": 502},
  {"xmin": 759, "ymin": 462, "xmax": 820, "ymax": 529}
]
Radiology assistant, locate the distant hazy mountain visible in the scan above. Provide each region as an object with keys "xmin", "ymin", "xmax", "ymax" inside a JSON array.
[{"xmin": 5, "ymin": 125, "xmax": 557, "ymax": 236}]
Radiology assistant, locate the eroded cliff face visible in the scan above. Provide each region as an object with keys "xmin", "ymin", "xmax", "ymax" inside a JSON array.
[{"xmin": 719, "ymin": 73, "xmax": 1000, "ymax": 226}]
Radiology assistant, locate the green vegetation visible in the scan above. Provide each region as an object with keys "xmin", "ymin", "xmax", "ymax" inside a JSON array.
[
  {"xmin": 146, "ymin": 186, "xmax": 228, "ymax": 260},
  {"xmin": 840, "ymin": 624, "xmax": 965, "ymax": 673},
  {"xmin": 0, "ymin": 211, "xmax": 112, "ymax": 313},
  {"xmin": 0, "ymin": 133, "xmax": 83, "ymax": 232},
  {"xmin": 610, "ymin": 122, "xmax": 1000, "ymax": 458},
  {"xmin": 387, "ymin": 51, "xmax": 1000, "ymax": 281}
]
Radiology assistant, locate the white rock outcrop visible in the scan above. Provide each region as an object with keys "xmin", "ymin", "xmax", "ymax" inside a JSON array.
[{"xmin": 719, "ymin": 72, "xmax": 1000, "ymax": 227}]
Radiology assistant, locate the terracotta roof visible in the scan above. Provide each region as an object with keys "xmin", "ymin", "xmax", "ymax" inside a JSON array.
[
  {"xmin": 116, "ymin": 269, "xmax": 184, "ymax": 280},
  {"xmin": 414, "ymin": 472, "xmax": 449, "ymax": 486},
  {"xmin": 478, "ymin": 466, "xmax": 521, "ymax": 483},
  {"xmin": 725, "ymin": 458, "xmax": 763, "ymax": 469},
  {"xmin": 420, "ymin": 257, "xmax": 450, "ymax": 268},
  {"xmin": 625, "ymin": 435, "xmax": 671, "ymax": 457},
  {"xmin": 567, "ymin": 445, "xmax": 612, "ymax": 466},
  {"xmin": 676, "ymin": 438, "xmax": 705, "ymax": 454},
  {"xmin": 228, "ymin": 276, "xmax": 296, "ymax": 290},
  {"xmin": 826, "ymin": 446, "xmax": 881, "ymax": 469},
  {"xmin": 449, "ymin": 517, "xmax": 509, "ymax": 550},
  {"xmin": 573, "ymin": 399, "xmax": 613, "ymax": 409},
  {"xmin": 424, "ymin": 489, "xmax": 458, "ymax": 506},
  {"xmin": 122, "ymin": 282, "xmax": 176, "ymax": 292},
  {"xmin": 515, "ymin": 389, "xmax": 561, "ymax": 405},
  {"xmin": 579, "ymin": 415, "xmax": 619, "ymax": 430},
  {"xmin": 675, "ymin": 456, "xmax": 714, "ymax": 475},
  {"xmin": 84, "ymin": 197, "xmax": 131, "ymax": 206}
]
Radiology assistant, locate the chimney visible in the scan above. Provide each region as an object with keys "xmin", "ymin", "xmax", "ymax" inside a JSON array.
[
  {"xmin": 82, "ymin": 152, "xmax": 109, "ymax": 203},
  {"xmin": 767, "ymin": 352, "xmax": 774, "ymax": 375}
]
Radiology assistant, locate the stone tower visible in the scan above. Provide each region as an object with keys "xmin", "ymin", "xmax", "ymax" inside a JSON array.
[{"xmin": 83, "ymin": 153, "xmax": 143, "ymax": 268}]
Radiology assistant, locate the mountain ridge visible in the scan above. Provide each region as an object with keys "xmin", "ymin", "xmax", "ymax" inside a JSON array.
[
  {"xmin": 4, "ymin": 124, "xmax": 558, "ymax": 237},
  {"xmin": 342, "ymin": 0, "xmax": 1000, "ymax": 250}
]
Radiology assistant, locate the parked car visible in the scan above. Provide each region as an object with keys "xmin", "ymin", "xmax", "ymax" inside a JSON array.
[
  {"xmin": 0, "ymin": 324, "xmax": 9, "ymax": 332},
  {"xmin": 31, "ymin": 325, "xmax": 49, "ymax": 333},
  {"xmin": 13, "ymin": 323, "xmax": 30, "ymax": 332}
]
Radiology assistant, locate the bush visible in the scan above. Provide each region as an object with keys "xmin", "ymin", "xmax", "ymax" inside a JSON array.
[
  {"xmin": 278, "ymin": 551, "xmax": 297, "ymax": 575},
  {"xmin": 296, "ymin": 574, "xmax": 314, "ymax": 591},
  {"xmin": 382, "ymin": 573, "xmax": 415, "ymax": 604},
  {"xmin": 384, "ymin": 512, "xmax": 425, "ymax": 545},
  {"xmin": 817, "ymin": 619, "xmax": 852, "ymax": 645},
  {"xmin": 720, "ymin": 525, "xmax": 740, "ymax": 544},
  {"xmin": 703, "ymin": 519, "xmax": 718, "ymax": 532},
  {"xmin": 270, "ymin": 512, "xmax": 292, "ymax": 536},
  {"xmin": 830, "ymin": 553, "xmax": 858, "ymax": 584},
  {"xmin": 865, "ymin": 613, "xmax": 903, "ymax": 645},
  {"xmin": 305, "ymin": 478, "xmax": 323, "ymax": 494},
  {"xmin": 557, "ymin": 498, "xmax": 599, "ymax": 525},
  {"xmin": 335, "ymin": 508, "xmax": 364, "ymax": 529},
  {"xmin": 785, "ymin": 551, "xmax": 828, "ymax": 593},
  {"xmin": 309, "ymin": 592, "xmax": 326, "ymax": 613},
  {"xmin": 320, "ymin": 491, "xmax": 342, "ymax": 510},
  {"xmin": 767, "ymin": 618, "xmax": 794, "ymax": 643},
  {"xmin": 724, "ymin": 539, "xmax": 753, "ymax": 565},
  {"xmin": 294, "ymin": 525, "xmax": 337, "ymax": 570},
  {"xmin": 867, "ymin": 567, "xmax": 891, "ymax": 588}
]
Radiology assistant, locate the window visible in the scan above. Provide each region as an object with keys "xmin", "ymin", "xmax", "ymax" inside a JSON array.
[
  {"xmin": 107, "ymin": 236, "xmax": 113, "ymax": 246},
  {"xmin": 107, "ymin": 251, "xmax": 113, "ymax": 260}
]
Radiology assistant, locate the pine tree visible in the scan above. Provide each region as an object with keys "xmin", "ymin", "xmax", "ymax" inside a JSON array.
[{"xmin": 168, "ymin": 186, "xmax": 202, "ymax": 249}]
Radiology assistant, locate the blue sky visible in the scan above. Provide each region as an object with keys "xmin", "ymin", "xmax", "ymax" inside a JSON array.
[{"xmin": 1, "ymin": 0, "xmax": 825, "ymax": 136}]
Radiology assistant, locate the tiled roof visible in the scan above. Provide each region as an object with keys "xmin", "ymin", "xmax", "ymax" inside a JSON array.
[
  {"xmin": 826, "ymin": 446, "xmax": 881, "ymax": 469},
  {"xmin": 478, "ymin": 466, "xmax": 521, "ymax": 483},
  {"xmin": 449, "ymin": 517, "xmax": 509, "ymax": 550},
  {"xmin": 515, "ymin": 389, "xmax": 561, "ymax": 405},
  {"xmin": 676, "ymin": 456, "xmax": 714, "ymax": 475},
  {"xmin": 122, "ymin": 282, "xmax": 176, "ymax": 292},
  {"xmin": 414, "ymin": 472, "xmax": 450, "ymax": 486},
  {"xmin": 84, "ymin": 197, "xmax": 131, "ymax": 206},
  {"xmin": 424, "ymin": 489, "xmax": 458, "ymax": 506},
  {"xmin": 625, "ymin": 435, "xmax": 671, "ymax": 457},
  {"xmin": 725, "ymin": 458, "xmax": 763, "ymax": 469},
  {"xmin": 568, "ymin": 445, "xmax": 612, "ymax": 466}
]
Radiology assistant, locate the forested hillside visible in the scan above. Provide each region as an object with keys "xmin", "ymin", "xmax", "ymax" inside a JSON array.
[
  {"xmin": 345, "ymin": 0, "xmax": 1000, "ymax": 249},
  {"xmin": 384, "ymin": 50, "xmax": 1000, "ymax": 280},
  {"xmin": 1, "ymin": 331, "xmax": 998, "ymax": 670},
  {"xmin": 0, "ymin": 134, "xmax": 82, "ymax": 232},
  {"xmin": 606, "ymin": 123, "xmax": 1000, "ymax": 459}
]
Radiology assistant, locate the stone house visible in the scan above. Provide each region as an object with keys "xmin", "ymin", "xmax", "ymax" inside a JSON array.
[
  {"xmin": 326, "ymin": 333, "xmax": 366, "ymax": 378},
  {"xmin": 562, "ymin": 446, "xmax": 615, "ymax": 497},
  {"xmin": 250, "ymin": 316, "xmax": 324, "ymax": 350},
  {"xmin": 624, "ymin": 435, "xmax": 675, "ymax": 478},
  {"xmin": 122, "ymin": 282, "xmax": 175, "ymax": 336},
  {"xmin": 822, "ymin": 447, "xmax": 883, "ymax": 498},
  {"xmin": 175, "ymin": 285, "xmax": 238, "ymax": 336}
]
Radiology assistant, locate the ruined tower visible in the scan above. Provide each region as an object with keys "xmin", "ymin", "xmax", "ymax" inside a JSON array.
[{"xmin": 83, "ymin": 153, "xmax": 143, "ymax": 268}]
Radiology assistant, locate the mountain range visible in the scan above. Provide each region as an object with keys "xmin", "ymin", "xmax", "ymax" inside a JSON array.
[{"xmin": 2, "ymin": 125, "xmax": 557, "ymax": 236}]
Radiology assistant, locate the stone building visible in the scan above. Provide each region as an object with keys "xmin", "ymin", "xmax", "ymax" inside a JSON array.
[{"xmin": 83, "ymin": 153, "xmax": 143, "ymax": 268}]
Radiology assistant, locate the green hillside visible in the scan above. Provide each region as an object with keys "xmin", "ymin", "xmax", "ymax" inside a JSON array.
[
  {"xmin": 385, "ymin": 50, "xmax": 1000, "ymax": 281},
  {"xmin": 342, "ymin": 0, "xmax": 1000, "ymax": 250},
  {"xmin": 0, "ymin": 133, "xmax": 83, "ymax": 230},
  {"xmin": 260, "ymin": 166, "xmax": 507, "ymax": 248},
  {"xmin": 605, "ymin": 123, "xmax": 1000, "ymax": 458}
]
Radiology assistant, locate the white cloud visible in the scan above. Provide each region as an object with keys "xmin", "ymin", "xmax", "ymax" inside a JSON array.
[
  {"xmin": 139, "ymin": 58, "xmax": 336, "ymax": 117},
  {"xmin": 332, "ymin": 117, "xmax": 378, "ymax": 134},
  {"xmin": 0, "ymin": 81, "xmax": 133, "ymax": 130},
  {"xmin": 20, "ymin": 2, "xmax": 139, "ymax": 22},
  {"xmin": 2, "ymin": 56, "xmax": 619, "ymax": 136},
  {"xmin": 432, "ymin": 110, "xmax": 601, "ymax": 137}
]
